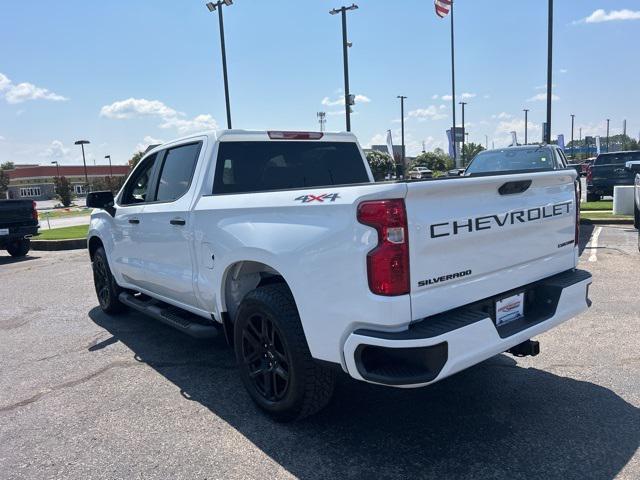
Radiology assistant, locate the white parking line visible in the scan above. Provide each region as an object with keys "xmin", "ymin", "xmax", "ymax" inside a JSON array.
[{"xmin": 588, "ymin": 226, "xmax": 603, "ymax": 262}]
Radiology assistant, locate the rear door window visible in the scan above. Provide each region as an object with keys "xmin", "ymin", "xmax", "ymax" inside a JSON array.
[
  {"xmin": 213, "ymin": 141, "xmax": 369, "ymax": 194},
  {"xmin": 155, "ymin": 142, "xmax": 202, "ymax": 202}
]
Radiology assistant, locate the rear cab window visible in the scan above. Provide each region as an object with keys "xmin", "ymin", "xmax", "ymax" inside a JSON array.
[
  {"xmin": 595, "ymin": 152, "xmax": 640, "ymax": 166},
  {"xmin": 212, "ymin": 141, "xmax": 369, "ymax": 194},
  {"xmin": 465, "ymin": 147, "xmax": 555, "ymax": 176}
]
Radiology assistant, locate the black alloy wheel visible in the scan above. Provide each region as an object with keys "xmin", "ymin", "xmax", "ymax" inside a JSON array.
[{"xmin": 241, "ymin": 312, "xmax": 291, "ymax": 402}]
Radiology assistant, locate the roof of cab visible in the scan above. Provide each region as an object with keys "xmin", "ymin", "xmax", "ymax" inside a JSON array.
[{"xmin": 145, "ymin": 130, "xmax": 358, "ymax": 156}]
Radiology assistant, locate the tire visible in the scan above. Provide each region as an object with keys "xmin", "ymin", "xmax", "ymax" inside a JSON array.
[
  {"xmin": 92, "ymin": 247, "xmax": 125, "ymax": 314},
  {"xmin": 634, "ymin": 204, "xmax": 639, "ymax": 230},
  {"xmin": 234, "ymin": 284, "xmax": 335, "ymax": 422},
  {"xmin": 7, "ymin": 238, "xmax": 30, "ymax": 258},
  {"xmin": 586, "ymin": 192, "xmax": 600, "ymax": 203}
]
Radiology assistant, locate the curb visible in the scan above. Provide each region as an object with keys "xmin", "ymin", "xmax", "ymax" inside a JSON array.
[
  {"xmin": 31, "ymin": 238, "xmax": 87, "ymax": 251},
  {"xmin": 580, "ymin": 218, "xmax": 634, "ymax": 226}
]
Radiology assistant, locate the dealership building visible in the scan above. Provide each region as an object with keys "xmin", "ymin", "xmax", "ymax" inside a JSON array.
[{"xmin": 5, "ymin": 164, "xmax": 130, "ymax": 200}]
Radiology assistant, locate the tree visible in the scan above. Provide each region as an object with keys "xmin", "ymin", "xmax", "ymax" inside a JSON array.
[
  {"xmin": 411, "ymin": 150, "xmax": 454, "ymax": 173},
  {"xmin": 0, "ymin": 170, "xmax": 9, "ymax": 198},
  {"xmin": 462, "ymin": 143, "xmax": 485, "ymax": 166},
  {"xmin": 54, "ymin": 176, "xmax": 73, "ymax": 207},
  {"xmin": 0, "ymin": 161, "xmax": 14, "ymax": 198},
  {"xmin": 366, "ymin": 151, "xmax": 396, "ymax": 181},
  {"xmin": 128, "ymin": 151, "xmax": 144, "ymax": 169}
]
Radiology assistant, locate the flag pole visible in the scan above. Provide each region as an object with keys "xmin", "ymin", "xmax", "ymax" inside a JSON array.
[{"xmin": 450, "ymin": 0, "xmax": 457, "ymax": 167}]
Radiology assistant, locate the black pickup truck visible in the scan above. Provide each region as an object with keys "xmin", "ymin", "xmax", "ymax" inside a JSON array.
[
  {"xmin": 0, "ymin": 200, "xmax": 39, "ymax": 257},
  {"xmin": 587, "ymin": 150, "xmax": 640, "ymax": 202}
]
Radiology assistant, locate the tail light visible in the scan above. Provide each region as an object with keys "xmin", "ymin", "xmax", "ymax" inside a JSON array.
[
  {"xmin": 574, "ymin": 181, "xmax": 580, "ymax": 246},
  {"xmin": 31, "ymin": 201, "xmax": 38, "ymax": 221},
  {"xmin": 586, "ymin": 164, "xmax": 593, "ymax": 184},
  {"xmin": 357, "ymin": 199, "xmax": 410, "ymax": 296}
]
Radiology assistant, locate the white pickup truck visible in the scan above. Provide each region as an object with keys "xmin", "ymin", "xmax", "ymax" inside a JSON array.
[{"xmin": 87, "ymin": 130, "xmax": 592, "ymax": 421}]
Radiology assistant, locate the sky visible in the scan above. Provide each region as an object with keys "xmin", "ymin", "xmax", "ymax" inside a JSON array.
[{"xmin": 1, "ymin": 0, "xmax": 639, "ymax": 166}]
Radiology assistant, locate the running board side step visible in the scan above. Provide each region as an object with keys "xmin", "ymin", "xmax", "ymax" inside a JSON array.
[{"xmin": 118, "ymin": 292, "xmax": 219, "ymax": 339}]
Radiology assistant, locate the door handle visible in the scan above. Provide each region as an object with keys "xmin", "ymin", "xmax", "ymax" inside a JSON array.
[
  {"xmin": 128, "ymin": 218, "xmax": 140, "ymax": 224},
  {"xmin": 170, "ymin": 218, "xmax": 186, "ymax": 226}
]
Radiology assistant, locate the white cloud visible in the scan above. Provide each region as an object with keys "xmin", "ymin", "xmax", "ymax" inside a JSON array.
[
  {"xmin": 159, "ymin": 114, "xmax": 218, "ymax": 134},
  {"xmin": 100, "ymin": 97, "xmax": 218, "ymax": 135},
  {"xmin": 559, "ymin": 69, "xmax": 568, "ymax": 74},
  {"xmin": 100, "ymin": 98, "xmax": 178, "ymax": 119},
  {"xmin": 434, "ymin": 92, "xmax": 475, "ymax": 101},
  {"xmin": 0, "ymin": 135, "xmax": 5, "ymax": 141},
  {"xmin": 40, "ymin": 140, "xmax": 70, "ymax": 159},
  {"xmin": 492, "ymin": 112, "xmax": 513, "ymax": 120},
  {"xmin": 483, "ymin": 94, "xmax": 491, "ymax": 99},
  {"xmin": 136, "ymin": 135, "xmax": 164, "ymax": 153},
  {"xmin": 0, "ymin": 74, "xmax": 10, "ymax": 90},
  {"xmin": 0, "ymin": 73, "xmax": 68, "ymax": 104},
  {"xmin": 575, "ymin": 9, "xmax": 640, "ymax": 24},
  {"xmin": 321, "ymin": 94, "xmax": 371, "ymax": 107},
  {"xmin": 408, "ymin": 105, "xmax": 447, "ymax": 121},
  {"xmin": 431, "ymin": 94, "xmax": 439, "ymax": 100},
  {"xmin": 527, "ymin": 93, "xmax": 560, "ymax": 102}
]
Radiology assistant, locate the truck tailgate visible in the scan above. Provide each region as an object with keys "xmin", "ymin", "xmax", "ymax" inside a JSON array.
[
  {"xmin": 0, "ymin": 200, "xmax": 36, "ymax": 227},
  {"xmin": 405, "ymin": 170, "xmax": 578, "ymax": 320}
]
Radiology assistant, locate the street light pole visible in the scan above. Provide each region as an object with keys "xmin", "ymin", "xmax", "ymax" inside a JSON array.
[
  {"xmin": 51, "ymin": 161, "xmax": 60, "ymax": 178},
  {"xmin": 74, "ymin": 140, "xmax": 90, "ymax": 189},
  {"xmin": 570, "ymin": 114, "xmax": 575, "ymax": 159},
  {"xmin": 330, "ymin": 4, "xmax": 358, "ymax": 132},
  {"xmin": 398, "ymin": 95, "xmax": 407, "ymax": 173},
  {"xmin": 105, "ymin": 155, "xmax": 113, "ymax": 178},
  {"xmin": 206, "ymin": 1, "xmax": 234, "ymax": 130},
  {"xmin": 523, "ymin": 109, "xmax": 529, "ymax": 145},
  {"xmin": 545, "ymin": 0, "xmax": 554, "ymax": 144},
  {"xmin": 606, "ymin": 119, "xmax": 610, "ymax": 152},
  {"xmin": 450, "ymin": 1, "xmax": 457, "ymax": 167},
  {"xmin": 459, "ymin": 101, "xmax": 467, "ymax": 164}
]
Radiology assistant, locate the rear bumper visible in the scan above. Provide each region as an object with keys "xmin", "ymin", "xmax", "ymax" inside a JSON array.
[
  {"xmin": 343, "ymin": 269, "xmax": 592, "ymax": 387},
  {"xmin": 0, "ymin": 225, "xmax": 38, "ymax": 247}
]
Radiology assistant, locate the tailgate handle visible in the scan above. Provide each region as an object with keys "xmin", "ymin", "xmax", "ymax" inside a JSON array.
[{"xmin": 499, "ymin": 180, "xmax": 532, "ymax": 195}]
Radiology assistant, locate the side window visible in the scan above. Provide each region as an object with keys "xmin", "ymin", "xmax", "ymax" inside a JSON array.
[
  {"xmin": 121, "ymin": 154, "xmax": 158, "ymax": 205},
  {"xmin": 557, "ymin": 149, "xmax": 568, "ymax": 168},
  {"xmin": 155, "ymin": 142, "xmax": 202, "ymax": 202}
]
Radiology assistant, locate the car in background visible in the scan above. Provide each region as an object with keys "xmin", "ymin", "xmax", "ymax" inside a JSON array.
[
  {"xmin": 580, "ymin": 158, "xmax": 596, "ymax": 177},
  {"xmin": 407, "ymin": 166, "xmax": 433, "ymax": 179},
  {"xmin": 463, "ymin": 145, "xmax": 571, "ymax": 177},
  {"xmin": 586, "ymin": 150, "xmax": 640, "ymax": 202},
  {"xmin": 0, "ymin": 200, "xmax": 39, "ymax": 257},
  {"xmin": 627, "ymin": 160, "xmax": 640, "ymax": 236}
]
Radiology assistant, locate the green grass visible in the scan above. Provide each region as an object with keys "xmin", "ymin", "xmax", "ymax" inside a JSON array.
[
  {"xmin": 581, "ymin": 200, "xmax": 613, "ymax": 211},
  {"xmin": 581, "ymin": 211, "xmax": 632, "ymax": 221},
  {"xmin": 36, "ymin": 225, "xmax": 89, "ymax": 240},
  {"xmin": 38, "ymin": 208, "xmax": 92, "ymax": 220}
]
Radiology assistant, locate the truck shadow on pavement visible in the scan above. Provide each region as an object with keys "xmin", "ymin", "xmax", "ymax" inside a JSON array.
[
  {"xmin": 89, "ymin": 308, "xmax": 639, "ymax": 480},
  {"xmin": 578, "ymin": 222, "xmax": 594, "ymax": 256}
]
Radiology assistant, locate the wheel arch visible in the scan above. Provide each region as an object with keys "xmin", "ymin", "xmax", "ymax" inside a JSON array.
[
  {"xmin": 219, "ymin": 260, "xmax": 296, "ymax": 325},
  {"xmin": 88, "ymin": 235, "xmax": 104, "ymax": 261}
]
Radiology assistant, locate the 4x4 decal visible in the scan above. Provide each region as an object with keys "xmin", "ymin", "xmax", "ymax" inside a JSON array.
[{"xmin": 295, "ymin": 193, "xmax": 341, "ymax": 203}]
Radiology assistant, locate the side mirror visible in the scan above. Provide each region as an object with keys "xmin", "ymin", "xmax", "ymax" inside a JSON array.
[
  {"xmin": 625, "ymin": 161, "xmax": 640, "ymax": 173},
  {"xmin": 86, "ymin": 191, "xmax": 115, "ymax": 216}
]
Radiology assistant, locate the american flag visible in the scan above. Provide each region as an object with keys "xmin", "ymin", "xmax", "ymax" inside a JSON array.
[{"xmin": 434, "ymin": 0, "xmax": 452, "ymax": 18}]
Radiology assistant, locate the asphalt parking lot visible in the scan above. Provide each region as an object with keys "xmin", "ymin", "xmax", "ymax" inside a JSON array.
[{"xmin": 1, "ymin": 225, "xmax": 638, "ymax": 480}]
